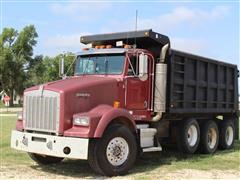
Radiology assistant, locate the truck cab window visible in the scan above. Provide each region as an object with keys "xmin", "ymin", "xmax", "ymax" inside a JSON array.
[
  {"xmin": 128, "ymin": 56, "xmax": 138, "ymax": 76},
  {"xmin": 75, "ymin": 54, "xmax": 125, "ymax": 75}
]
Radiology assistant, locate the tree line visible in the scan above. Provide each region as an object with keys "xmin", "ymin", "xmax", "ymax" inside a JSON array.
[{"xmin": 0, "ymin": 25, "xmax": 75, "ymax": 106}]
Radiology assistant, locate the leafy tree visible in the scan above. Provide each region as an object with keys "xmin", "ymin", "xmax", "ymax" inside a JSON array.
[
  {"xmin": 26, "ymin": 53, "xmax": 75, "ymax": 86},
  {"xmin": 26, "ymin": 55, "xmax": 45, "ymax": 86},
  {"xmin": 0, "ymin": 25, "xmax": 38, "ymax": 106},
  {"xmin": 41, "ymin": 53, "xmax": 75, "ymax": 83},
  {"xmin": 0, "ymin": 25, "xmax": 76, "ymax": 106}
]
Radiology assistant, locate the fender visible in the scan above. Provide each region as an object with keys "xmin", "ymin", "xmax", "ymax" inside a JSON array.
[
  {"xmin": 93, "ymin": 105, "xmax": 136, "ymax": 137},
  {"xmin": 64, "ymin": 105, "xmax": 136, "ymax": 138}
]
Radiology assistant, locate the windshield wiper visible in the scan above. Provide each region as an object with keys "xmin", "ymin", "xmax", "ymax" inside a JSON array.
[{"xmin": 104, "ymin": 56, "xmax": 108, "ymax": 75}]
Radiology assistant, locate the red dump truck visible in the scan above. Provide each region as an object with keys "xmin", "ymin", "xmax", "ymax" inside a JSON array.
[{"xmin": 11, "ymin": 29, "xmax": 239, "ymax": 176}]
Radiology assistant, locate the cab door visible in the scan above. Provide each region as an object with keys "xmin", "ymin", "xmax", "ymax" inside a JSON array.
[{"xmin": 125, "ymin": 53, "xmax": 151, "ymax": 110}]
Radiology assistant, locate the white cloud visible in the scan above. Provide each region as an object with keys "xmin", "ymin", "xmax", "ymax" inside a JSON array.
[
  {"xmin": 98, "ymin": 6, "xmax": 229, "ymax": 56},
  {"xmin": 139, "ymin": 6, "xmax": 230, "ymax": 32},
  {"xmin": 42, "ymin": 32, "xmax": 91, "ymax": 56},
  {"xmin": 100, "ymin": 5, "xmax": 230, "ymax": 34},
  {"xmin": 45, "ymin": 34, "xmax": 81, "ymax": 48},
  {"xmin": 50, "ymin": 2, "xmax": 111, "ymax": 21},
  {"xmin": 171, "ymin": 37, "xmax": 205, "ymax": 54},
  {"xmin": 42, "ymin": 5, "xmax": 230, "ymax": 56}
]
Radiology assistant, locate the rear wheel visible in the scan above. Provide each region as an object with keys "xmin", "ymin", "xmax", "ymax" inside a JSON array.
[
  {"xmin": 177, "ymin": 118, "xmax": 200, "ymax": 153},
  {"xmin": 200, "ymin": 120, "xmax": 219, "ymax": 154},
  {"xmin": 88, "ymin": 124, "xmax": 137, "ymax": 176},
  {"xmin": 219, "ymin": 119, "xmax": 235, "ymax": 150},
  {"xmin": 28, "ymin": 153, "xmax": 64, "ymax": 165}
]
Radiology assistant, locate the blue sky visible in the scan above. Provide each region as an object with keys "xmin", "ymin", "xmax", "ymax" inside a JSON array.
[{"xmin": 1, "ymin": 1, "xmax": 239, "ymax": 66}]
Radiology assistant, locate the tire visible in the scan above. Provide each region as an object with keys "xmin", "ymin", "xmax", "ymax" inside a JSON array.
[
  {"xmin": 88, "ymin": 139, "xmax": 104, "ymax": 175},
  {"xmin": 219, "ymin": 120, "xmax": 235, "ymax": 150},
  {"xmin": 88, "ymin": 124, "xmax": 137, "ymax": 176},
  {"xmin": 177, "ymin": 118, "xmax": 200, "ymax": 154},
  {"xmin": 200, "ymin": 120, "xmax": 219, "ymax": 154},
  {"xmin": 28, "ymin": 153, "xmax": 64, "ymax": 165}
]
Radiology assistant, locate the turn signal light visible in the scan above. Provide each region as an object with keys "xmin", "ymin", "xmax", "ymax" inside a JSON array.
[
  {"xmin": 106, "ymin": 45, "xmax": 112, "ymax": 48},
  {"xmin": 124, "ymin": 45, "xmax": 131, "ymax": 49},
  {"xmin": 113, "ymin": 101, "xmax": 120, "ymax": 108},
  {"xmin": 95, "ymin": 45, "xmax": 112, "ymax": 49}
]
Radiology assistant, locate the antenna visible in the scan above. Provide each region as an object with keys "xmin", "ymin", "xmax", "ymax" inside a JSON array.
[
  {"xmin": 134, "ymin": 9, "xmax": 138, "ymax": 49},
  {"xmin": 135, "ymin": 9, "xmax": 138, "ymax": 32}
]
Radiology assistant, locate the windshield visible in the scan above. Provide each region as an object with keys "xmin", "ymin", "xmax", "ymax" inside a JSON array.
[{"xmin": 75, "ymin": 54, "xmax": 125, "ymax": 75}]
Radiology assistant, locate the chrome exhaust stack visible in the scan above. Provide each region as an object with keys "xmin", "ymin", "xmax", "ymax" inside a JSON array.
[{"xmin": 152, "ymin": 44, "xmax": 169, "ymax": 121}]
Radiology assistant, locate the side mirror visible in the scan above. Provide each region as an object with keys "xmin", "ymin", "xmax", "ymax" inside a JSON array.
[
  {"xmin": 59, "ymin": 55, "xmax": 65, "ymax": 79},
  {"xmin": 139, "ymin": 53, "xmax": 148, "ymax": 77}
]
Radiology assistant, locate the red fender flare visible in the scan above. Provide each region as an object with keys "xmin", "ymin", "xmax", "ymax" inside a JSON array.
[
  {"xmin": 92, "ymin": 105, "xmax": 136, "ymax": 137},
  {"xmin": 64, "ymin": 105, "xmax": 136, "ymax": 138}
]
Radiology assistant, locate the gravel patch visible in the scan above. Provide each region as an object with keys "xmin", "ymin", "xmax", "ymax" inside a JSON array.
[{"xmin": 1, "ymin": 163, "xmax": 239, "ymax": 179}]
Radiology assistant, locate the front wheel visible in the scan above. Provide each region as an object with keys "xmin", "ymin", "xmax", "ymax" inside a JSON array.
[
  {"xmin": 88, "ymin": 124, "xmax": 137, "ymax": 176},
  {"xmin": 28, "ymin": 153, "xmax": 64, "ymax": 165}
]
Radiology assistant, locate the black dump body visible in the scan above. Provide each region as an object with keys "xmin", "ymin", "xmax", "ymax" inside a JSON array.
[
  {"xmin": 167, "ymin": 50, "xmax": 239, "ymax": 115},
  {"xmin": 81, "ymin": 29, "xmax": 239, "ymax": 115}
]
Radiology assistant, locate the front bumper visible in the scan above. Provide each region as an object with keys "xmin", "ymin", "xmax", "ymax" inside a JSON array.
[{"xmin": 11, "ymin": 130, "xmax": 89, "ymax": 159}]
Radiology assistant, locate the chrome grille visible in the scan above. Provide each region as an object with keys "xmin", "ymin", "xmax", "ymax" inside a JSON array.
[{"xmin": 23, "ymin": 90, "xmax": 60, "ymax": 133}]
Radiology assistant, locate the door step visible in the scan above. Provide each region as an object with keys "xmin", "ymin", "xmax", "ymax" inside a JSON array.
[{"xmin": 143, "ymin": 146, "xmax": 162, "ymax": 152}]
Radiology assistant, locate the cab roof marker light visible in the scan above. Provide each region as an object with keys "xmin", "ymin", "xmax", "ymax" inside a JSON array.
[
  {"xmin": 116, "ymin": 41, "xmax": 123, "ymax": 47},
  {"xmin": 86, "ymin": 43, "xmax": 92, "ymax": 48},
  {"xmin": 124, "ymin": 45, "xmax": 131, "ymax": 49},
  {"xmin": 106, "ymin": 45, "xmax": 112, "ymax": 48}
]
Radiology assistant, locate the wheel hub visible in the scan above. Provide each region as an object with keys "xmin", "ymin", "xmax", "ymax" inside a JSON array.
[
  {"xmin": 226, "ymin": 126, "xmax": 233, "ymax": 146},
  {"xmin": 112, "ymin": 146, "xmax": 121, "ymax": 157},
  {"xmin": 106, "ymin": 137, "xmax": 129, "ymax": 166},
  {"xmin": 187, "ymin": 125, "xmax": 198, "ymax": 147},
  {"xmin": 207, "ymin": 128, "xmax": 217, "ymax": 149}
]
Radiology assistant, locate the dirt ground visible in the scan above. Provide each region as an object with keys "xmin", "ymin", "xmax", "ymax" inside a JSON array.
[{"xmin": 1, "ymin": 163, "xmax": 239, "ymax": 179}]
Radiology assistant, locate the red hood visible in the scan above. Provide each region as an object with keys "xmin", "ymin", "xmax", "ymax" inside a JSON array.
[
  {"xmin": 27, "ymin": 75, "xmax": 119, "ymax": 133},
  {"xmin": 26, "ymin": 76, "xmax": 118, "ymax": 93},
  {"xmin": 25, "ymin": 75, "xmax": 121, "ymax": 134}
]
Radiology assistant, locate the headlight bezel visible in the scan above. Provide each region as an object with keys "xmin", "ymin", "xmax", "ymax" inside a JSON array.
[{"xmin": 73, "ymin": 116, "xmax": 90, "ymax": 126}]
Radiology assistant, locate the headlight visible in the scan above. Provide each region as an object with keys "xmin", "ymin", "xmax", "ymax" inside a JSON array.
[
  {"xmin": 17, "ymin": 112, "xmax": 23, "ymax": 120},
  {"xmin": 73, "ymin": 116, "xmax": 89, "ymax": 126}
]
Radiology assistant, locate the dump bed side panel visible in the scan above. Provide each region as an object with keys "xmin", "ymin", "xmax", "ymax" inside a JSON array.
[{"xmin": 167, "ymin": 49, "xmax": 238, "ymax": 114}]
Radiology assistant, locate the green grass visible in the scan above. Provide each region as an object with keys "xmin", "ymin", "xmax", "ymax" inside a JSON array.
[
  {"xmin": 134, "ymin": 142, "xmax": 240, "ymax": 172},
  {"xmin": 1, "ymin": 116, "xmax": 239, "ymax": 178},
  {"xmin": 0, "ymin": 116, "xmax": 31, "ymax": 165},
  {"xmin": 0, "ymin": 101, "xmax": 4, "ymax": 108},
  {"xmin": 0, "ymin": 111, "xmax": 18, "ymax": 114}
]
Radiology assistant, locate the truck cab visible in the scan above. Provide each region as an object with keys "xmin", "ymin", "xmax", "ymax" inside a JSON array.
[
  {"xmin": 75, "ymin": 47, "xmax": 154, "ymax": 114},
  {"xmin": 11, "ymin": 29, "xmax": 239, "ymax": 176}
]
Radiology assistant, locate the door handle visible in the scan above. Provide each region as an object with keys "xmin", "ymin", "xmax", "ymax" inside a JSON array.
[{"xmin": 144, "ymin": 101, "xmax": 148, "ymax": 108}]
